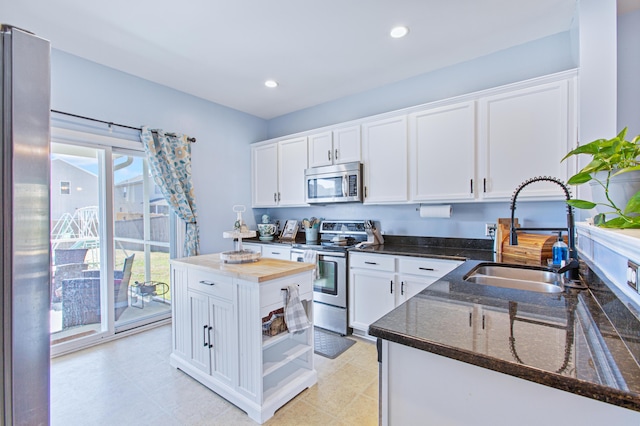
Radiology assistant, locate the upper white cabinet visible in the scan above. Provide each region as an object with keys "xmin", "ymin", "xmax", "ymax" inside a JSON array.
[
  {"xmin": 362, "ymin": 116, "xmax": 408, "ymax": 204},
  {"xmin": 308, "ymin": 125, "xmax": 361, "ymax": 167},
  {"xmin": 409, "ymin": 101, "xmax": 476, "ymax": 202},
  {"xmin": 477, "ymin": 79, "xmax": 576, "ymax": 200},
  {"xmin": 251, "ymin": 71, "xmax": 577, "ymax": 206},
  {"xmin": 252, "ymin": 136, "xmax": 308, "ymax": 207}
]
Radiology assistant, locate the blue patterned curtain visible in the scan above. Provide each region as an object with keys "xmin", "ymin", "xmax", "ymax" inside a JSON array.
[{"xmin": 140, "ymin": 126, "xmax": 199, "ymax": 257}]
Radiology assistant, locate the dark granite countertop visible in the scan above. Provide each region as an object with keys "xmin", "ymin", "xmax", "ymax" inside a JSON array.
[
  {"xmin": 246, "ymin": 234, "xmax": 496, "ymax": 262},
  {"xmin": 369, "ymin": 259, "xmax": 640, "ymax": 412}
]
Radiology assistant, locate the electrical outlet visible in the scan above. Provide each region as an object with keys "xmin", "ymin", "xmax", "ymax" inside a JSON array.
[
  {"xmin": 627, "ymin": 260, "xmax": 639, "ymax": 292},
  {"xmin": 485, "ymin": 223, "xmax": 497, "ymax": 237}
]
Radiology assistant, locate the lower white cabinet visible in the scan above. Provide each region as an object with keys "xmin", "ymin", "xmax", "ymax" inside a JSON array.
[
  {"xmin": 243, "ymin": 242, "xmax": 291, "ymax": 260},
  {"xmin": 187, "ymin": 287, "xmax": 236, "ymax": 387},
  {"xmin": 349, "ymin": 252, "xmax": 462, "ymax": 337},
  {"xmin": 261, "ymin": 244, "xmax": 291, "ymax": 260},
  {"xmin": 379, "ymin": 340, "xmax": 639, "ymax": 426},
  {"xmin": 170, "ymin": 259, "xmax": 316, "ymax": 424}
]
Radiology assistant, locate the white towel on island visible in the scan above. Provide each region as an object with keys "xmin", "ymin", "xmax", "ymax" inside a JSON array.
[
  {"xmin": 303, "ymin": 249, "xmax": 319, "ymax": 279},
  {"xmin": 283, "ymin": 285, "xmax": 311, "ymax": 334}
]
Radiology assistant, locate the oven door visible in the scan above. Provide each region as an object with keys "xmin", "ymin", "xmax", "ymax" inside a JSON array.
[{"xmin": 291, "ymin": 250, "xmax": 347, "ymax": 308}]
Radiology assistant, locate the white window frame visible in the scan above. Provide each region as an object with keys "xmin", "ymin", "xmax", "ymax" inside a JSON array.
[{"xmin": 50, "ymin": 126, "xmax": 175, "ymax": 356}]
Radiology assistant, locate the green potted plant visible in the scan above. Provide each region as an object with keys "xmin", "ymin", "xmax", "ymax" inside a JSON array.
[{"xmin": 561, "ymin": 127, "xmax": 640, "ymax": 228}]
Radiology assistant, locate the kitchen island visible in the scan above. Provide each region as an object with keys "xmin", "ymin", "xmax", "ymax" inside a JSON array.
[
  {"xmin": 170, "ymin": 253, "xmax": 316, "ymax": 424},
  {"xmin": 370, "ymin": 259, "xmax": 640, "ymax": 425}
]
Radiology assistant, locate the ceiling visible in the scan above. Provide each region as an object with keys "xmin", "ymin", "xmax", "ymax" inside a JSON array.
[{"xmin": 2, "ymin": 1, "xmax": 638, "ymax": 119}]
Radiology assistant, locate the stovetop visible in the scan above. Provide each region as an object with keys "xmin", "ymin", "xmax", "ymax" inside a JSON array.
[{"xmin": 292, "ymin": 219, "xmax": 372, "ymax": 252}]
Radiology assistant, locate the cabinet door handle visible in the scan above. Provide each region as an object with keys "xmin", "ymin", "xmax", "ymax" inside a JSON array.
[
  {"xmin": 418, "ymin": 267, "xmax": 435, "ymax": 271},
  {"xmin": 208, "ymin": 326, "xmax": 213, "ymax": 348},
  {"xmin": 390, "ymin": 280, "xmax": 393, "ymax": 294},
  {"xmin": 483, "ymin": 178, "xmax": 487, "ymax": 193},
  {"xmin": 278, "ymin": 192, "xmax": 281, "ymax": 202},
  {"xmin": 203, "ymin": 325, "xmax": 208, "ymax": 347},
  {"xmin": 469, "ymin": 312, "xmax": 472, "ymax": 327},
  {"xmin": 470, "ymin": 179, "xmax": 473, "ymax": 194},
  {"xmin": 401, "ymin": 281, "xmax": 404, "ymax": 295},
  {"xmin": 364, "ymin": 261, "xmax": 378, "ymax": 265},
  {"xmin": 364, "ymin": 186, "xmax": 367, "ymax": 198},
  {"xmin": 199, "ymin": 280, "xmax": 216, "ymax": 286},
  {"xmin": 335, "ymin": 149, "xmax": 339, "ymax": 160},
  {"xmin": 482, "ymin": 315, "xmax": 485, "ymax": 330},
  {"xmin": 274, "ymin": 192, "xmax": 277, "ymax": 202}
]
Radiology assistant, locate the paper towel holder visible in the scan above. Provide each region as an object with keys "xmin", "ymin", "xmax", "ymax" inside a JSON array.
[{"xmin": 417, "ymin": 204, "xmax": 453, "ymax": 218}]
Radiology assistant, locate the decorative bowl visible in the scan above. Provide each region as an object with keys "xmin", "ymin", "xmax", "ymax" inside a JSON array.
[{"xmin": 257, "ymin": 223, "xmax": 276, "ymax": 240}]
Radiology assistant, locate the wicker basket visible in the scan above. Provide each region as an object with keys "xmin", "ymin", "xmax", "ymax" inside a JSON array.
[{"xmin": 262, "ymin": 308, "xmax": 288, "ymax": 336}]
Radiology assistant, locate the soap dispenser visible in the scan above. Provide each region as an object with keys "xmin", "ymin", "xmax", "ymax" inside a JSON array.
[{"xmin": 552, "ymin": 231, "xmax": 568, "ymax": 266}]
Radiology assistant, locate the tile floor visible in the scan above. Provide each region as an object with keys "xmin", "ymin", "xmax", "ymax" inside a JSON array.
[{"xmin": 50, "ymin": 324, "xmax": 379, "ymax": 425}]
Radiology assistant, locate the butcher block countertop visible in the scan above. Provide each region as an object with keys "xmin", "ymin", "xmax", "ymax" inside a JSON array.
[{"xmin": 171, "ymin": 253, "xmax": 314, "ymax": 282}]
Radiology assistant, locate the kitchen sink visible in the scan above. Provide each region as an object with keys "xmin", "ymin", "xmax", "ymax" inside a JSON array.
[{"xmin": 463, "ymin": 264, "xmax": 564, "ymax": 294}]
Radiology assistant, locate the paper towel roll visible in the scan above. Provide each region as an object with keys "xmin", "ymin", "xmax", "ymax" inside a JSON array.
[{"xmin": 419, "ymin": 205, "xmax": 452, "ymax": 218}]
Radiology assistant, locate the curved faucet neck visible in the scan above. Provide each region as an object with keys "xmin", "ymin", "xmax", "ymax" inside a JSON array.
[{"xmin": 508, "ymin": 176, "xmax": 577, "ymax": 265}]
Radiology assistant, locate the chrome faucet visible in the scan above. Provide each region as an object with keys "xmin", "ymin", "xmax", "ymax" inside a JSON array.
[{"xmin": 509, "ymin": 176, "xmax": 579, "ymax": 280}]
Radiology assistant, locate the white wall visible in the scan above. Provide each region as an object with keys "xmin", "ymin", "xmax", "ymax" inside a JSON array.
[
  {"xmin": 618, "ymin": 8, "xmax": 640, "ymax": 137},
  {"xmin": 51, "ymin": 50, "xmax": 268, "ymax": 254},
  {"xmin": 267, "ymin": 32, "xmax": 576, "ymax": 139}
]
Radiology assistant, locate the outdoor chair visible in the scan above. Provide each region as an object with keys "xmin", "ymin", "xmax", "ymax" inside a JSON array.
[
  {"xmin": 51, "ymin": 262, "xmax": 88, "ymax": 304},
  {"xmin": 54, "ymin": 248, "xmax": 88, "ymax": 265},
  {"xmin": 61, "ymin": 254, "xmax": 135, "ymax": 328}
]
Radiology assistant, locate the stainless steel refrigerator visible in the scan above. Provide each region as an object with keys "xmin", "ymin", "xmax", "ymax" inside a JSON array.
[{"xmin": 1, "ymin": 25, "xmax": 51, "ymax": 425}]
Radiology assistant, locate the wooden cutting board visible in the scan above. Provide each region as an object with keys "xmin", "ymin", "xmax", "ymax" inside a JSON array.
[{"xmin": 495, "ymin": 218, "xmax": 563, "ymax": 266}]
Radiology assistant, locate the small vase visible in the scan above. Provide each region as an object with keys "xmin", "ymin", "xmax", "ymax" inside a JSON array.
[
  {"xmin": 305, "ymin": 227, "xmax": 318, "ymax": 243},
  {"xmin": 588, "ymin": 170, "xmax": 640, "ymax": 217}
]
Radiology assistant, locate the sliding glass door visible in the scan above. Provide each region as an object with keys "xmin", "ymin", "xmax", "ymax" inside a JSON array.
[
  {"xmin": 50, "ymin": 143, "xmax": 105, "ymax": 344},
  {"xmin": 50, "ymin": 141, "xmax": 172, "ymax": 349},
  {"xmin": 112, "ymin": 149, "xmax": 171, "ymax": 331}
]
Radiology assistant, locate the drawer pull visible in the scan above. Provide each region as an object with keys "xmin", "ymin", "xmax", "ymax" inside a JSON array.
[
  {"xmin": 199, "ymin": 280, "xmax": 216, "ymax": 286},
  {"xmin": 365, "ymin": 261, "xmax": 378, "ymax": 265},
  {"xmin": 271, "ymin": 251, "xmax": 281, "ymax": 255},
  {"xmin": 418, "ymin": 267, "xmax": 435, "ymax": 271}
]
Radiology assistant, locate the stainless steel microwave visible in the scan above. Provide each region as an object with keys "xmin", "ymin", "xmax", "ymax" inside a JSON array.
[{"xmin": 305, "ymin": 162, "xmax": 363, "ymax": 204}]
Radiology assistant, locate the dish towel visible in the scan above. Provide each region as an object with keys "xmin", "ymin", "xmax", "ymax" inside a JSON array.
[
  {"xmin": 303, "ymin": 249, "xmax": 319, "ymax": 279},
  {"xmin": 282, "ymin": 285, "xmax": 311, "ymax": 334}
]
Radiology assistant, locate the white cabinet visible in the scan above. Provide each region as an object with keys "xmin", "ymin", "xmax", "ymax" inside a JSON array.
[
  {"xmin": 170, "ymin": 259, "xmax": 316, "ymax": 424},
  {"xmin": 350, "ymin": 267, "xmax": 396, "ymax": 333},
  {"xmin": 251, "ymin": 143, "xmax": 278, "ymax": 207},
  {"xmin": 242, "ymin": 242, "xmax": 262, "ymax": 256},
  {"xmin": 397, "ymin": 256, "xmax": 461, "ymax": 303},
  {"xmin": 409, "ymin": 101, "xmax": 476, "ymax": 202},
  {"xmin": 251, "ymin": 72, "xmax": 576, "ymax": 206},
  {"xmin": 260, "ymin": 244, "xmax": 291, "ymax": 260},
  {"xmin": 187, "ymin": 288, "xmax": 236, "ymax": 386},
  {"xmin": 349, "ymin": 252, "xmax": 462, "ymax": 337},
  {"xmin": 242, "ymin": 243, "xmax": 291, "ymax": 261},
  {"xmin": 379, "ymin": 340, "xmax": 639, "ymax": 426},
  {"xmin": 251, "ymin": 136, "xmax": 308, "ymax": 207},
  {"xmin": 362, "ymin": 116, "xmax": 408, "ymax": 203},
  {"xmin": 278, "ymin": 137, "xmax": 308, "ymax": 205},
  {"xmin": 477, "ymin": 79, "xmax": 576, "ymax": 200},
  {"xmin": 308, "ymin": 126, "xmax": 361, "ymax": 167}
]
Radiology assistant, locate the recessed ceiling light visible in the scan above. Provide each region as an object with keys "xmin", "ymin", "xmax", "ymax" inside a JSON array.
[
  {"xmin": 264, "ymin": 80, "xmax": 278, "ymax": 88},
  {"xmin": 390, "ymin": 26, "xmax": 409, "ymax": 38}
]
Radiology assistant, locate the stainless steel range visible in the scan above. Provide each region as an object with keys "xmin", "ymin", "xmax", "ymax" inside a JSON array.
[{"xmin": 290, "ymin": 220, "xmax": 375, "ymax": 336}]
